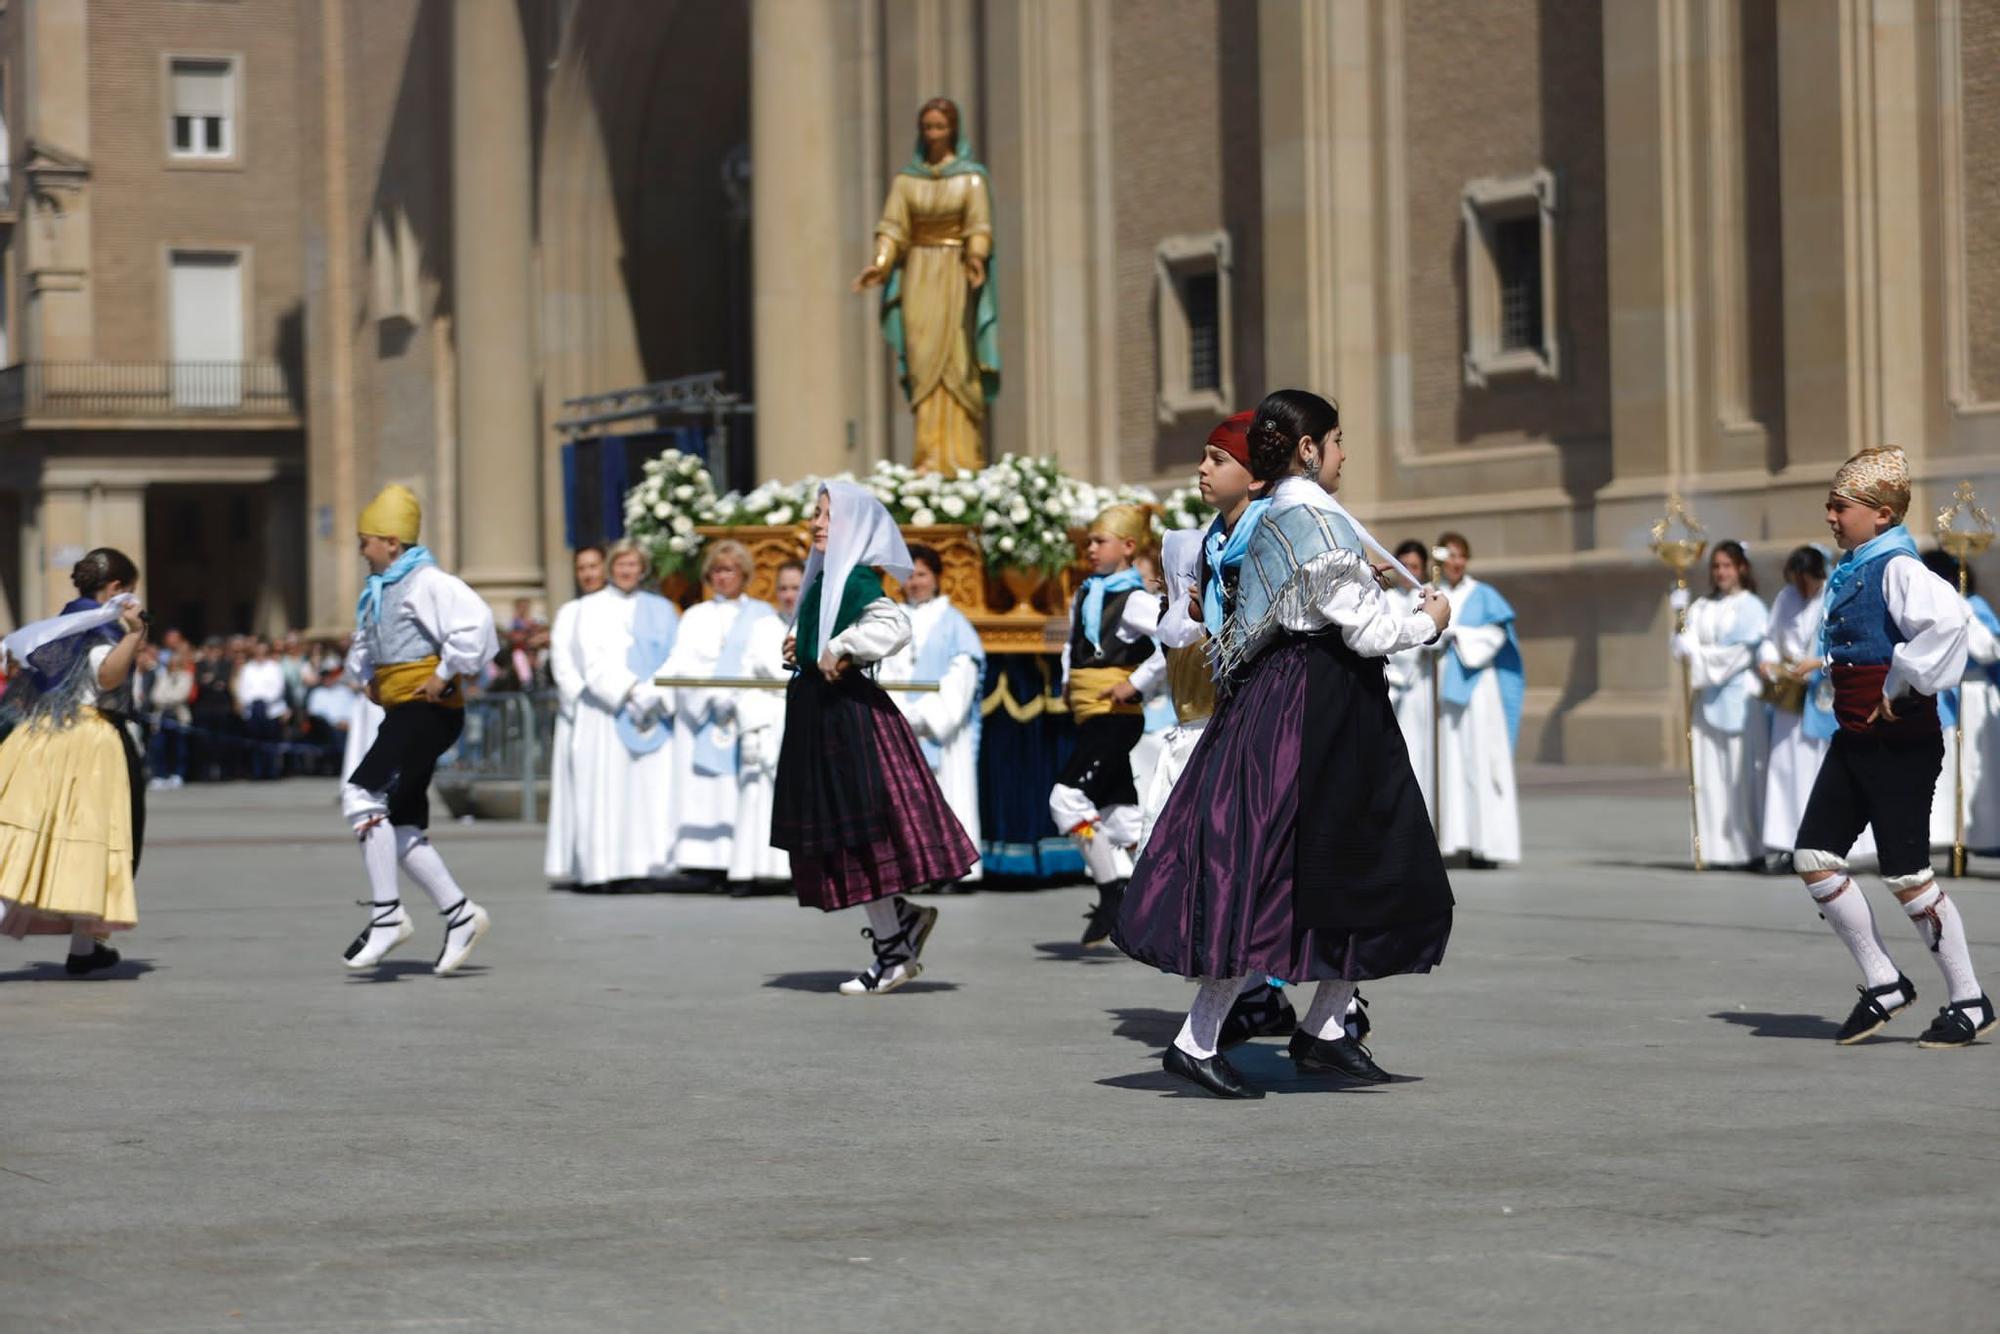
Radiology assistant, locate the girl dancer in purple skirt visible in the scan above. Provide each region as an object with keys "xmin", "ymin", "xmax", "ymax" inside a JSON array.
[
  {"xmin": 772, "ymin": 481, "xmax": 978, "ymax": 995},
  {"xmin": 1114, "ymin": 389, "xmax": 1454, "ymax": 1098}
]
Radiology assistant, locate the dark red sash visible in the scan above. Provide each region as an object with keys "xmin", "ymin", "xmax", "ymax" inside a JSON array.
[{"xmin": 1831, "ymin": 663, "xmax": 1939, "ymax": 736}]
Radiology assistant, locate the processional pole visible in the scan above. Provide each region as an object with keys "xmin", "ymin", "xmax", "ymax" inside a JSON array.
[
  {"xmin": 1935, "ymin": 480, "xmax": 1994, "ymax": 879},
  {"xmin": 1652, "ymin": 496, "xmax": 1708, "ymax": 872},
  {"xmin": 1428, "ymin": 546, "xmax": 1448, "ymax": 838}
]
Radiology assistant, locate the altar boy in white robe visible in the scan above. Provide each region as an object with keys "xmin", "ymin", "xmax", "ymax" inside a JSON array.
[
  {"xmin": 1670, "ymin": 540, "xmax": 1769, "ymax": 868},
  {"xmin": 726, "ymin": 558, "xmax": 803, "ymax": 892},
  {"xmin": 661, "ymin": 541, "xmax": 774, "ymax": 881},
  {"xmin": 544, "ymin": 545, "xmax": 605, "ymax": 886},
  {"xmin": 570, "ymin": 541, "xmax": 679, "ymax": 889},
  {"xmin": 1433, "ymin": 532, "xmax": 1523, "ymax": 866},
  {"xmin": 1385, "ymin": 539, "xmax": 1436, "ymax": 819},
  {"xmin": 882, "ymin": 544, "xmax": 986, "ymax": 884}
]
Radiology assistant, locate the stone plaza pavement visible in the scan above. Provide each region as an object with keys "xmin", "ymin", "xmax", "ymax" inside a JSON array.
[{"xmin": 2, "ymin": 773, "xmax": 1995, "ymax": 1332}]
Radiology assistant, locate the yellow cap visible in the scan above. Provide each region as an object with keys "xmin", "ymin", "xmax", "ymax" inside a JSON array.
[
  {"xmin": 1088, "ymin": 503, "xmax": 1152, "ymax": 549},
  {"xmin": 357, "ymin": 484, "xmax": 422, "ymax": 544}
]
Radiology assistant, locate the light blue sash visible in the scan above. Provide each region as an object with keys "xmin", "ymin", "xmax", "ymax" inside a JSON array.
[
  {"xmin": 691, "ymin": 600, "xmax": 776, "ymax": 777},
  {"xmin": 616, "ymin": 592, "xmax": 680, "ymax": 755},
  {"xmin": 1439, "ymin": 580, "xmax": 1525, "ymax": 748},
  {"xmin": 911, "ymin": 601, "xmax": 986, "ymax": 770}
]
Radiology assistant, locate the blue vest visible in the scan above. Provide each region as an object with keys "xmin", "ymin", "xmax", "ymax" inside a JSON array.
[{"xmin": 1824, "ymin": 551, "xmax": 1912, "ymax": 667}]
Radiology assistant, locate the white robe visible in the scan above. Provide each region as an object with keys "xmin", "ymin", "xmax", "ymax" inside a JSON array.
[
  {"xmin": 726, "ymin": 615, "xmax": 792, "ymax": 884},
  {"xmin": 1383, "ymin": 584, "xmax": 1435, "ymax": 820},
  {"xmin": 542, "ymin": 598, "xmax": 585, "ymax": 881},
  {"xmin": 1436, "ymin": 576, "xmax": 1521, "ymax": 864},
  {"xmin": 1674, "ymin": 590, "xmax": 1769, "ymax": 866},
  {"xmin": 569, "ymin": 586, "xmax": 676, "ymax": 885},
  {"xmin": 1758, "ymin": 586, "xmax": 1876, "ymax": 858},
  {"xmin": 882, "ymin": 597, "xmax": 985, "ymax": 880},
  {"xmin": 1932, "ymin": 598, "xmax": 2000, "ymax": 851},
  {"xmin": 662, "ymin": 596, "xmax": 767, "ymax": 872}
]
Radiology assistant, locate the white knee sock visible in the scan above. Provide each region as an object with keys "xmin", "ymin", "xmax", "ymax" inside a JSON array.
[
  {"xmin": 1807, "ymin": 875, "xmax": 1900, "ymax": 993},
  {"xmin": 68, "ymin": 926, "xmax": 96, "ymax": 956},
  {"xmin": 862, "ymin": 897, "xmax": 904, "ymax": 941},
  {"xmin": 355, "ymin": 818, "xmax": 404, "ymax": 912},
  {"xmin": 1173, "ymin": 975, "xmax": 1249, "ymax": 1059},
  {"xmin": 1300, "ymin": 980, "xmax": 1358, "ymax": 1041},
  {"xmin": 393, "ymin": 826, "xmax": 466, "ymax": 912},
  {"xmin": 1900, "ymin": 882, "xmax": 1984, "ymax": 1006}
]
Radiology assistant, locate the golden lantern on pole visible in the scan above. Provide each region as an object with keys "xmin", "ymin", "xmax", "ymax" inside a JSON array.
[
  {"xmin": 1934, "ymin": 479, "xmax": 1994, "ymax": 878},
  {"xmin": 1652, "ymin": 495, "xmax": 1709, "ymax": 871}
]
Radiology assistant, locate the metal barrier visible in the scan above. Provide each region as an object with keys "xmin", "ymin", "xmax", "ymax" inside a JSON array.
[{"xmin": 435, "ymin": 690, "xmax": 558, "ymax": 822}]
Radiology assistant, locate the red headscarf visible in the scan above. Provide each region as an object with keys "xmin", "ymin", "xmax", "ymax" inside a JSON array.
[{"xmin": 1206, "ymin": 411, "xmax": 1254, "ymax": 469}]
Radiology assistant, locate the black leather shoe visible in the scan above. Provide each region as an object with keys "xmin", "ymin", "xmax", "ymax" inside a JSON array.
[
  {"xmin": 1162, "ymin": 1044, "xmax": 1263, "ymax": 1099},
  {"xmin": 1219, "ymin": 982, "xmax": 1298, "ymax": 1050},
  {"xmin": 1915, "ymin": 995, "xmax": 1995, "ymax": 1049},
  {"xmin": 64, "ymin": 943, "xmax": 121, "ymax": 977},
  {"xmin": 1288, "ymin": 1032, "xmax": 1394, "ymax": 1082}
]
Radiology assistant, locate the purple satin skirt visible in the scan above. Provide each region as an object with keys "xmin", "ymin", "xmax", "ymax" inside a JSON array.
[{"xmin": 1113, "ymin": 635, "xmax": 1453, "ymax": 982}]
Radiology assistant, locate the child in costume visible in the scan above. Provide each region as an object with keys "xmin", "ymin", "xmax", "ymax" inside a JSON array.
[
  {"xmin": 1793, "ymin": 448, "xmax": 1990, "ymax": 1048},
  {"xmin": 1115, "ymin": 389, "xmax": 1453, "ymax": 1098},
  {"xmin": 771, "ymin": 481, "xmax": 977, "ymax": 996},
  {"xmin": 340, "ymin": 485, "xmax": 500, "ymax": 975},
  {"xmin": 1052, "ymin": 503, "xmax": 1164, "ymax": 947},
  {"xmin": 0, "ymin": 551, "xmax": 149, "ymax": 974}
]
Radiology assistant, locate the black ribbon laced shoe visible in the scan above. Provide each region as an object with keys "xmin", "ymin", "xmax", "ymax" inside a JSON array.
[
  {"xmin": 895, "ymin": 898, "xmax": 940, "ymax": 962},
  {"xmin": 1915, "ymin": 995, "xmax": 1996, "ymax": 1050},
  {"xmin": 1288, "ymin": 1032, "xmax": 1395, "ymax": 1083},
  {"xmin": 1162, "ymin": 1044, "xmax": 1264, "ymax": 1099},
  {"xmin": 1219, "ymin": 982, "xmax": 1299, "ymax": 1051},
  {"xmin": 1834, "ymin": 974, "xmax": 1916, "ymax": 1045},
  {"xmin": 1080, "ymin": 879, "xmax": 1127, "ymax": 949},
  {"xmin": 839, "ymin": 924, "xmax": 923, "ymax": 996},
  {"xmin": 63, "ymin": 943, "xmax": 122, "ymax": 977},
  {"xmin": 342, "ymin": 900, "xmax": 414, "ymax": 970}
]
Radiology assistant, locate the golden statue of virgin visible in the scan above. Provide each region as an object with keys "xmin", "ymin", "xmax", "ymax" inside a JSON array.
[{"xmin": 853, "ymin": 97, "xmax": 1000, "ymax": 474}]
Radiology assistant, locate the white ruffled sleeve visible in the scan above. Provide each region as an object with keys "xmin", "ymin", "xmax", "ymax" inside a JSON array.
[
  {"xmin": 825, "ymin": 598, "xmax": 911, "ymax": 669},
  {"xmin": 1881, "ymin": 558, "xmax": 1969, "ymax": 701},
  {"xmin": 1278, "ymin": 550, "xmax": 1437, "ymax": 659}
]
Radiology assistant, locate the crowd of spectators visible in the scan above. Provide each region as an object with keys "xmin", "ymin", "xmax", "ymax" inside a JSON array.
[{"xmin": 1, "ymin": 596, "xmax": 557, "ymax": 789}]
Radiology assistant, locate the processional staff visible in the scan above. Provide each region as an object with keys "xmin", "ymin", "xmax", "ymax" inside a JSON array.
[
  {"xmin": 1652, "ymin": 495, "xmax": 1708, "ymax": 872},
  {"xmin": 653, "ymin": 675, "xmax": 941, "ymax": 692},
  {"xmin": 1428, "ymin": 544, "xmax": 1450, "ymax": 839},
  {"xmin": 1935, "ymin": 480, "xmax": 1994, "ymax": 879}
]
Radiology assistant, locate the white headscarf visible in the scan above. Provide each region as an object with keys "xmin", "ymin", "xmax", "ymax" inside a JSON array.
[
  {"xmin": 803, "ymin": 480, "xmax": 913, "ymax": 666},
  {"xmin": 1155, "ymin": 528, "xmax": 1207, "ymax": 649},
  {"xmin": 1268, "ymin": 476, "xmax": 1423, "ymax": 591}
]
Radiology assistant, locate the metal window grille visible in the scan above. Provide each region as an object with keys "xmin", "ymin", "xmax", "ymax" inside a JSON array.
[
  {"xmin": 1492, "ymin": 215, "xmax": 1543, "ymax": 352},
  {"xmin": 1183, "ymin": 270, "xmax": 1221, "ymax": 393}
]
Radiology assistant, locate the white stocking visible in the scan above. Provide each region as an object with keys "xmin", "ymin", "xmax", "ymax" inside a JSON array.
[
  {"xmin": 394, "ymin": 826, "xmax": 466, "ymax": 912},
  {"xmin": 68, "ymin": 926, "xmax": 96, "ymax": 957},
  {"xmin": 1806, "ymin": 876, "xmax": 1900, "ymax": 992},
  {"xmin": 1900, "ymin": 882, "xmax": 1984, "ymax": 1007},
  {"xmin": 862, "ymin": 897, "xmax": 904, "ymax": 940},
  {"xmin": 1299, "ymin": 980, "xmax": 1358, "ymax": 1041},
  {"xmin": 355, "ymin": 817, "xmax": 403, "ymax": 911},
  {"xmin": 1173, "ymin": 976, "xmax": 1249, "ymax": 1060}
]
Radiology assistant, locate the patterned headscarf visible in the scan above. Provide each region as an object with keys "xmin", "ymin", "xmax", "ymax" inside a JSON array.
[{"xmin": 1830, "ymin": 446, "xmax": 1911, "ymax": 518}]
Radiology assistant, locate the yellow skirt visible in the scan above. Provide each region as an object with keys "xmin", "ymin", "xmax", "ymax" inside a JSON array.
[{"xmin": 0, "ymin": 710, "xmax": 137, "ymax": 935}]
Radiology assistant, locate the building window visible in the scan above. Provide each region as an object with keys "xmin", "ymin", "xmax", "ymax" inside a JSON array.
[
  {"xmin": 370, "ymin": 206, "xmax": 422, "ymax": 327},
  {"xmin": 1155, "ymin": 230, "xmax": 1233, "ymax": 424},
  {"xmin": 169, "ymin": 250, "xmax": 245, "ymax": 406},
  {"xmin": 1461, "ymin": 167, "xmax": 1559, "ymax": 386},
  {"xmin": 170, "ymin": 58, "xmax": 235, "ymax": 160}
]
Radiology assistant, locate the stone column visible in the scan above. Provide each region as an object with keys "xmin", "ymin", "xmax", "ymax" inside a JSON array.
[
  {"xmin": 452, "ymin": 0, "xmax": 543, "ymax": 602},
  {"xmin": 1255, "ymin": 0, "xmax": 1385, "ymax": 503},
  {"xmin": 19, "ymin": 0, "xmax": 94, "ymax": 363},
  {"xmin": 752, "ymin": 0, "xmax": 855, "ymax": 479}
]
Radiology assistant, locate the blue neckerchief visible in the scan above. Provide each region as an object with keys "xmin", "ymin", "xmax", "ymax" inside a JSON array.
[
  {"xmin": 1202, "ymin": 498, "xmax": 1272, "ymax": 636},
  {"xmin": 356, "ymin": 544, "xmax": 435, "ymax": 626},
  {"xmin": 1079, "ymin": 567, "xmax": 1145, "ymax": 653},
  {"xmin": 1818, "ymin": 524, "xmax": 1918, "ymax": 659}
]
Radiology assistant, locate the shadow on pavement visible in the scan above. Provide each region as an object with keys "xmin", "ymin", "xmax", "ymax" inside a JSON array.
[
  {"xmin": 0, "ymin": 957, "xmax": 159, "ymax": 984},
  {"xmin": 347, "ymin": 960, "xmax": 491, "ymax": 983},
  {"xmin": 763, "ymin": 971, "xmax": 959, "ymax": 994},
  {"xmin": 1710, "ymin": 1009, "xmax": 1911, "ymax": 1041},
  {"xmin": 1107, "ymin": 1006, "xmax": 1183, "ymax": 1046},
  {"xmin": 1034, "ymin": 941, "xmax": 1123, "ymax": 965}
]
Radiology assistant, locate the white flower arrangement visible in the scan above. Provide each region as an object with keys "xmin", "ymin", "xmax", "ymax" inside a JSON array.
[{"xmin": 622, "ymin": 448, "xmax": 728, "ymax": 575}]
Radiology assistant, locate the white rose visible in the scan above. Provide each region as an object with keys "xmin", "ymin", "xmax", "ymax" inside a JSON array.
[
  {"xmin": 653, "ymin": 501, "xmax": 671, "ymax": 519},
  {"xmin": 696, "ymin": 469, "xmax": 712, "ymax": 486},
  {"xmin": 671, "ymin": 515, "xmax": 694, "ymax": 536},
  {"xmin": 911, "ymin": 507, "xmax": 936, "ymax": 527},
  {"xmin": 999, "ymin": 535, "xmax": 1016, "ymax": 553},
  {"xmin": 940, "ymin": 495, "xmax": 966, "ymax": 519},
  {"xmin": 1045, "ymin": 497, "xmax": 1065, "ymax": 516},
  {"xmin": 672, "ymin": 484, "xmax": 694, "ymax": 501},
  {"xmin": 1009, "ymin": 502, "xmax": 1031, "ymax": 524},
  {"xmin": 768, "ymin": 506, "xmax": 793, "ymax": 526}
]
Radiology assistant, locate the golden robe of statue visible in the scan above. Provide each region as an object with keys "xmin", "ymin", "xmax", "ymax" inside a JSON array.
[{"xmin": 857, "ymin": 99, "xmax": 998, "ymax": 475}]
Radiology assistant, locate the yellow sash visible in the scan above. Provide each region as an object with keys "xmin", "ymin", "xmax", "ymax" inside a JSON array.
[
  {"xmin": 1164, "ymin": 642, "xmax": 1216, "ymax": 725},
  {"xmin": 373, "ymin": 657, "xmax": 465, "ymax": 709},
  {"xmin": 1067, "ymin": 666, "xmax": 1143, "ymax": 723}
]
